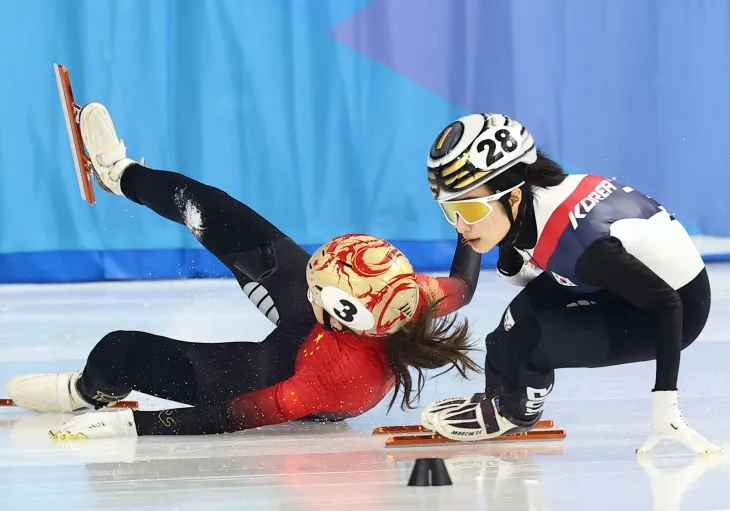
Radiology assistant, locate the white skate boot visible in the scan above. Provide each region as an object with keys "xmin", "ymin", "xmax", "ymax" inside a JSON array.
[
  {"xmin": 421, "ymin": 393, "xmax": 484, "ymax": 430},
  {"xmin": 6, "ymin": 371, "xmax": 95, "ymax": 413},
  {"xmin": 78, "ymin": 102, "xmax": 137, "ymax": 195}
]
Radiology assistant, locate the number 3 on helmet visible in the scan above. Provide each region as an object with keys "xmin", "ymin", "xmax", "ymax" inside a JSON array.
[{"xmin": 306, "ymin": 234, "xmax": 420, "ymax": 337}]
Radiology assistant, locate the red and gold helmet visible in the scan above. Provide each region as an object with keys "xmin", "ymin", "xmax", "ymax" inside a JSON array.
[{"xmin": 306, "ymin": 234, "xmax": 420, "ymax": 337}]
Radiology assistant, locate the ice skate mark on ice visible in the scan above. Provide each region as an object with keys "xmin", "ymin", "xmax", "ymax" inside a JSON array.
[
  {"xmin": 243, "ymin": 281, "xmax": 280, "ymax": 326},
  {"xmin": 174, "ymin": 187, "xmax": 205, "ymax": 239}
]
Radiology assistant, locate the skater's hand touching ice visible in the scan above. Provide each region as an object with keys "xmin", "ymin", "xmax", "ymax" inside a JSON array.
[
  {"xmin": 636, "ymin": 391, "xmax": 722, "ymax": 456},
  {"xmin": 49, "ymin": 409, "xmax": 138, "ymax": 440}
]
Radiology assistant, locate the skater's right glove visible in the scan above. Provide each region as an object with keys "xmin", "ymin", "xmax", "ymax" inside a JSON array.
[{"xmin": 636, "ymin": 391, "xmax": 722, "ymax": 456}]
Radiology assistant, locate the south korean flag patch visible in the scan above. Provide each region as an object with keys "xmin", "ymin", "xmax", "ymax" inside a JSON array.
[{"xmin": 551, "ymin": 271, "xmax": 577, "ymax": 287}]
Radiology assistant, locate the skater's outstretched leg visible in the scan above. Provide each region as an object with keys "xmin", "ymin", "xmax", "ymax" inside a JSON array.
[{"xmin": 79, "ymin": 102, "xmax": 312, "ymax": 330}]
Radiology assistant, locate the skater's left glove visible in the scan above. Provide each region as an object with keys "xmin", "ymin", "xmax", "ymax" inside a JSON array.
[
  {"xmin": 636, "ymin": 391, "xmax": 722, "ymax": 456},
  {"xmin": 49, "ymin": 409, "xmax": 138, "ymax": 440}
]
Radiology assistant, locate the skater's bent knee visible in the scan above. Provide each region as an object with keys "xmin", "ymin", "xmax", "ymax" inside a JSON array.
[{"xmin": 95, "ymin": 330, "xmax": 145, "ymax": 352}]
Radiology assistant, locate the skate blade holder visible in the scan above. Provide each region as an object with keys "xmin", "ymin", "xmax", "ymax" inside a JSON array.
[
  {"xmin": 383, "ymin": 429, "xmax": 566, "ymax": 447},
  {"xmin": 54, "ymin": 63, "xmax": 95, "ymax": 205},
  {"xmin": 373, "ymin": 420, "xmax": 566, "ymax": 448},
  {"xmin": 0, "ymin": 398, "xmax": 139, "ymax": 409},
  {"xmin": 372, "ymin": 419, "xmax": 554, "ymax": 435}
]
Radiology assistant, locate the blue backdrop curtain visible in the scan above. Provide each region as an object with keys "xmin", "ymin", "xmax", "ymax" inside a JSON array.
[{"xmin": 0, "ymin": 0, "xmax": 728, "ymax": 283}]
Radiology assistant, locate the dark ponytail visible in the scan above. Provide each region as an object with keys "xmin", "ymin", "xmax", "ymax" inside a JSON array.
[
  {"xmin": 383, "ymin": 298, "xmax": 482, "ymax": 412},
  {"xmin": 485, "ymin": 148, "xmax": 567, "ymax": 246},
  {"xmin": 488, "ymin": 148, "xmax": 568, "ymax": 193}
]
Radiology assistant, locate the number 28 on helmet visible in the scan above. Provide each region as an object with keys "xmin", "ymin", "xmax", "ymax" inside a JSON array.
[
  {"xmin": 427, "ymin": 113, "xmax": 537, "ymax": 203},
  {"xmin": 306, "ymin": 234, "xmax": 420, "ymax": 337}
]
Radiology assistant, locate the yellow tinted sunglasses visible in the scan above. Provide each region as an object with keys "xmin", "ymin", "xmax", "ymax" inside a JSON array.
[{"xmin": 439, "ymin": 182, "xmax": 524, "ymax": 226}]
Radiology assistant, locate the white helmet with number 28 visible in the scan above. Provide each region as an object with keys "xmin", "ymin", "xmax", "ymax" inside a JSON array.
[{"xmin": 427, "ymin": 113, "xmax": 537, "ymax": 201}]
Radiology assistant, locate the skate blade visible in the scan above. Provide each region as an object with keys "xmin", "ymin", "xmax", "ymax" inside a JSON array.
[
  {"xmin": 0, "ymin": 398, "xmax": 139, "ymax": 409},
  {"xmin": 373, "ymin": 419, "xmax": 554, "ymax": 435},
  {"xmin": 384, "ymin": 429, "xmax": 566, "ymax": 448},
  {"xmin": 53, "ymin": 63, "xmax": 95, "ymax": 205}
]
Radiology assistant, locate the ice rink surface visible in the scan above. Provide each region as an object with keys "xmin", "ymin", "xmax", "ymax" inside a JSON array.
[{"xmin": 2, "ymin": 265, "xmax": 730, "ymax": 511}]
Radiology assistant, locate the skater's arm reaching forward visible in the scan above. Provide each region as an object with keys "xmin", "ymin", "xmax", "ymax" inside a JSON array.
[{"xmin": 415, "ymin": 234, "xmax": 481, "ymax": 317}]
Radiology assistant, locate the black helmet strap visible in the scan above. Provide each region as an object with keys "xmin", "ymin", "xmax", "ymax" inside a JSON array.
[{"xmin": 497, "ymin": 186, "xmax": 528, "ymax": 247}]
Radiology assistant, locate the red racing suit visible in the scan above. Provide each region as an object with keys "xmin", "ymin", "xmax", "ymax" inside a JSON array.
[{"xmin": 228, "ymin": 273, "xmax": 473, "ymax": 428}]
